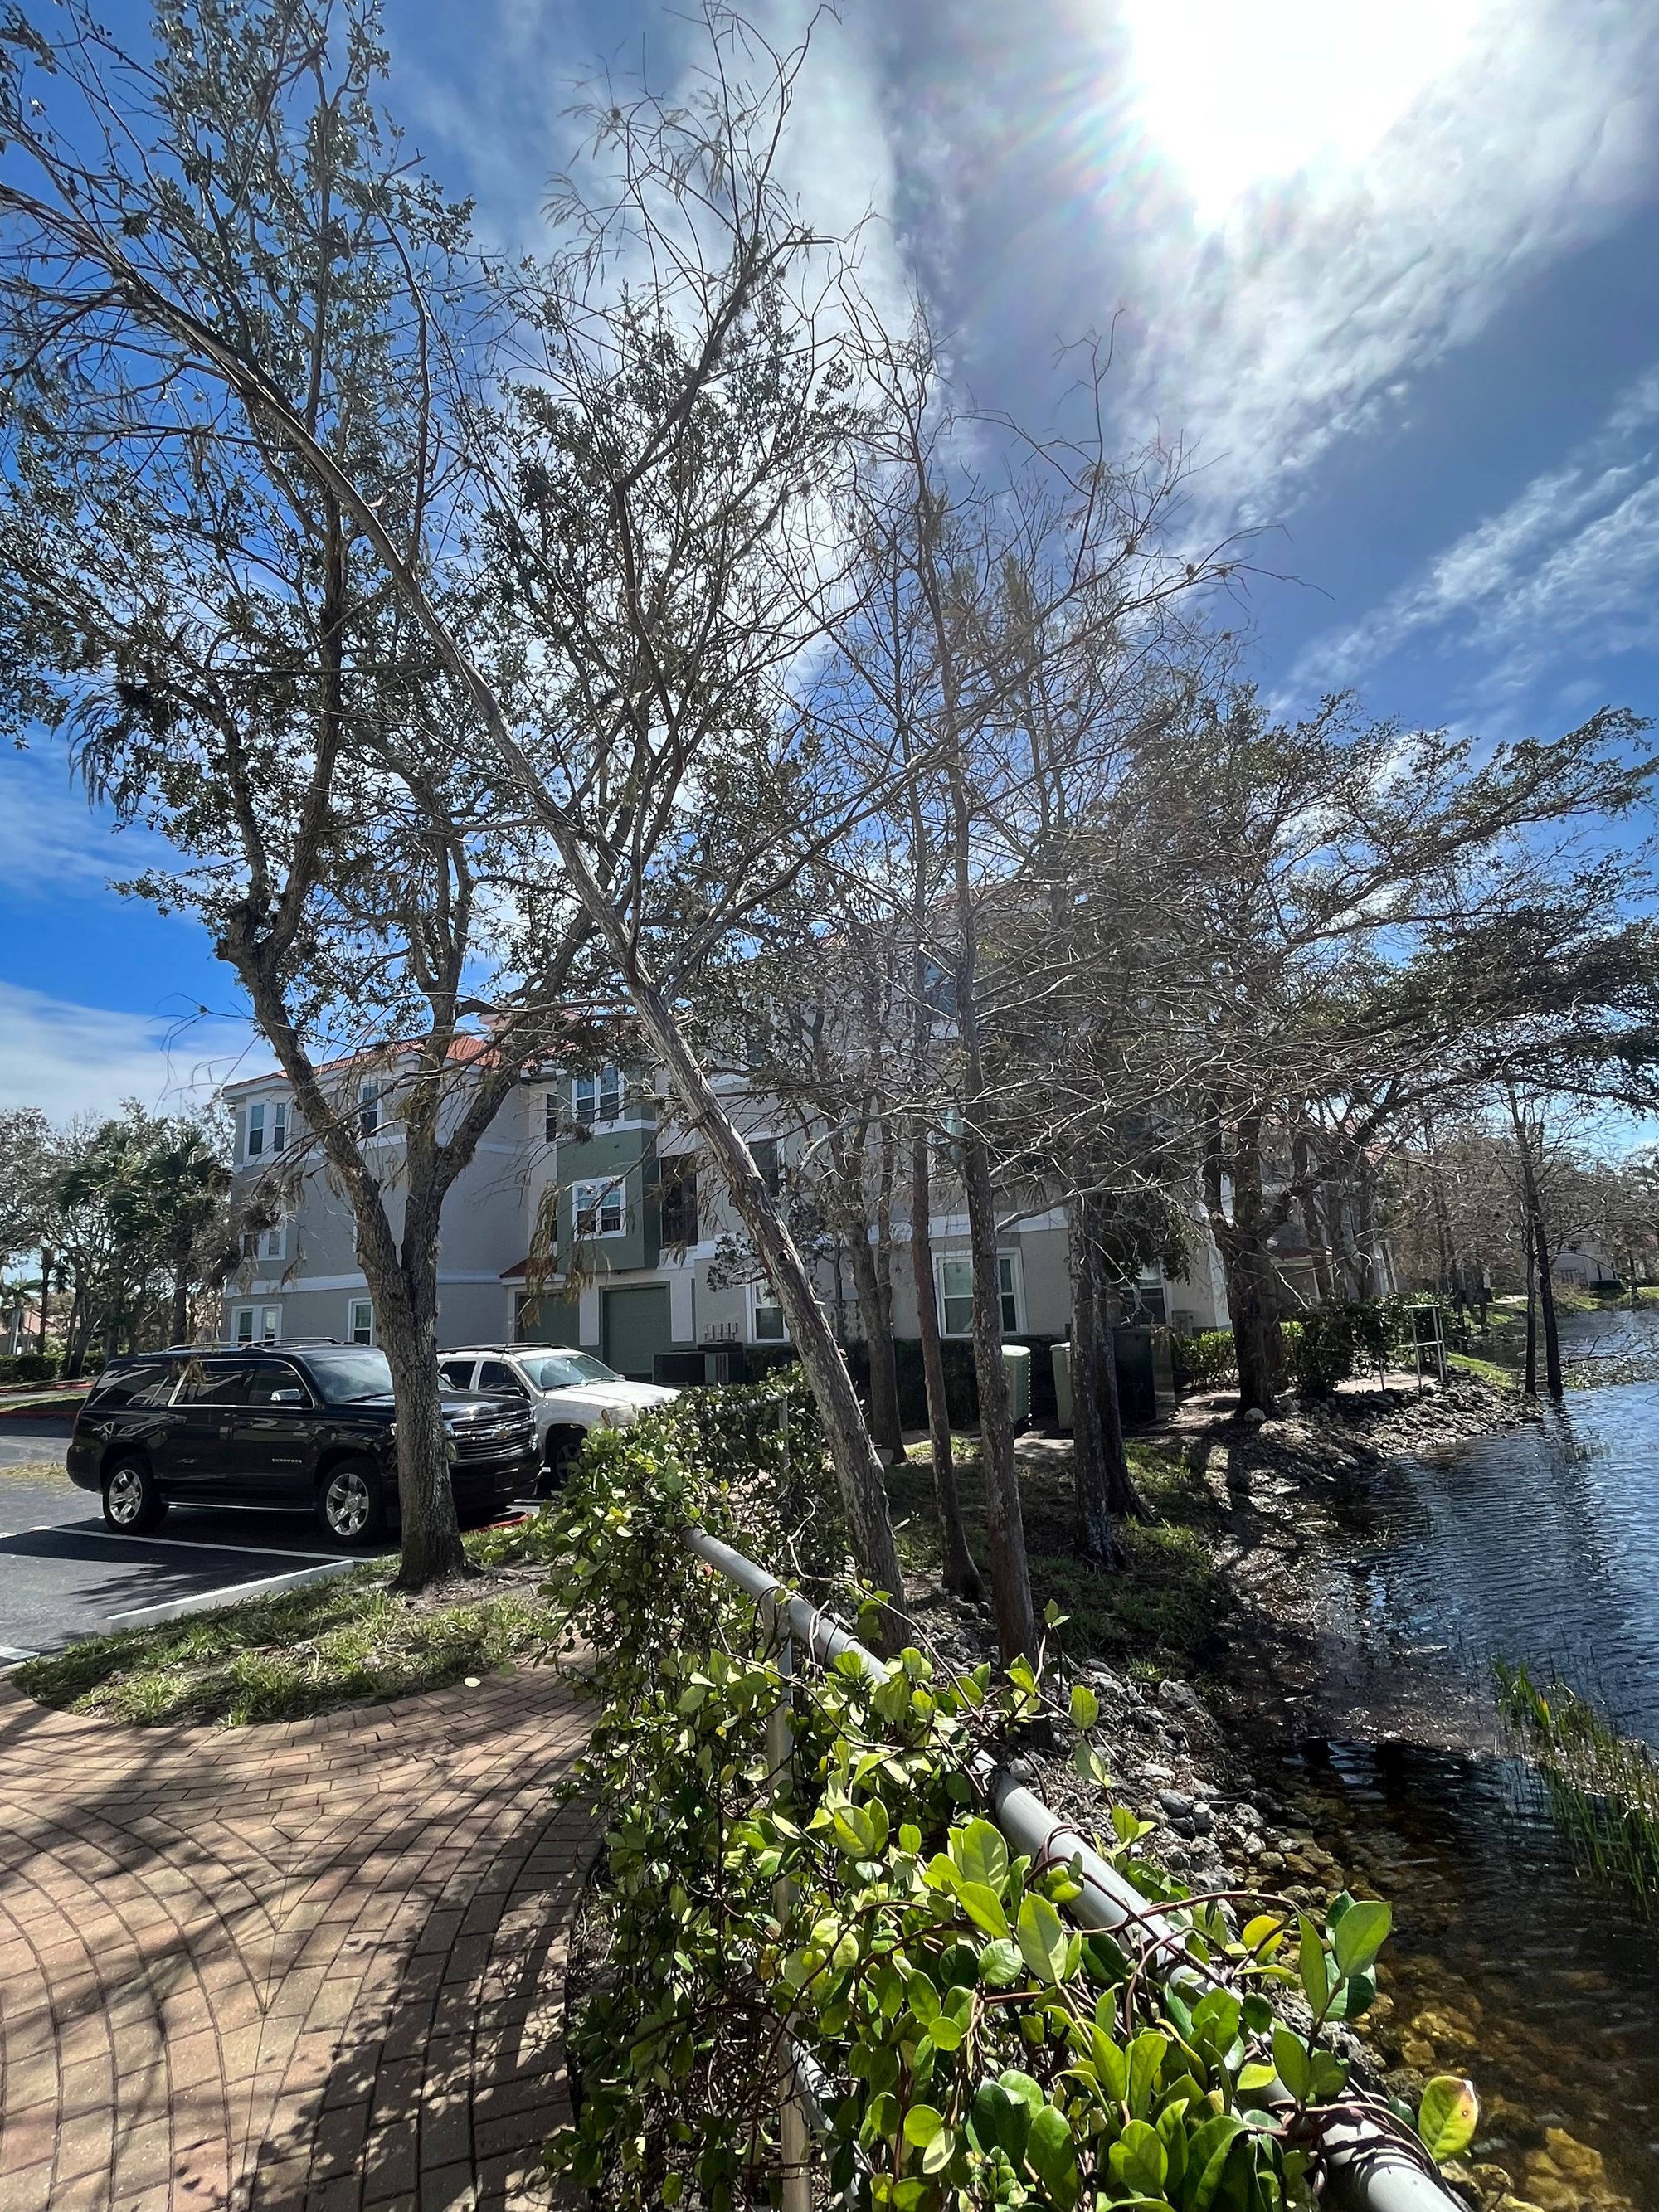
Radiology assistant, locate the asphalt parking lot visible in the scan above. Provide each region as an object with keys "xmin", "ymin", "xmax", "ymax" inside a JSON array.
[
  {"xmin": 0, "ymin": 1416, "xmax": 541, "ymax": 1660},
  {"xmin": 0, "ymin": 1419, "xmax": 379, "ymax": 1660}
]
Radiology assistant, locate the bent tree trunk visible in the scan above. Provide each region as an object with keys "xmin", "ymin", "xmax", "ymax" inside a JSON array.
[
  {"xmin": 847, "ymin": 1228, "xmax": 903, "ymax": 1462},
  {"xmin": 611, "ymin": 970, "xmax": 907, "ymax": 1635},
  {"xmin": 911, "ymin": 1120, "xmax": 980, "ymax": 1599}
]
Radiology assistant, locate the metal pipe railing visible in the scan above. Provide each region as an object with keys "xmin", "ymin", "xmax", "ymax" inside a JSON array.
[{"xmin": 682, "ymin": 1525, "xmax": 1461, "ymax": 2212}]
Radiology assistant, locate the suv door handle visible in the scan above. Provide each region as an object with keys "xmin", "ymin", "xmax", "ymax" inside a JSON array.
[{"xmin": 218, "ymin": 1421, "xmax": 236, "ymax": 1438}]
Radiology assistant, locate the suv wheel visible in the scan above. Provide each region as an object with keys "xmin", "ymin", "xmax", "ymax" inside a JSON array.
[
  {"xmin": 103, "ymin": 1454, "xmax": 167, "ymax": 1534},
  {"xmin": 542, "ymin": 1427, "xmax": 585, "ymax": 1494},
  {"xmin": 316, "ymin": 1457, "xmax": 387, "ymax": 1545}
]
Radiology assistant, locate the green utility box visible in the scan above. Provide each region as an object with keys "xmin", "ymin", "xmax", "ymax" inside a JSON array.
[{"xmin": 1000, "ymin": 1342, "xmax": 1032, "ymax": 1427}]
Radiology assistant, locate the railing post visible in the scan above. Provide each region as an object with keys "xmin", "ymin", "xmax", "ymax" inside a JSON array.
[{"xmin": 765, "ymin": 1597, "xmax": 813, "ymax": 2212}]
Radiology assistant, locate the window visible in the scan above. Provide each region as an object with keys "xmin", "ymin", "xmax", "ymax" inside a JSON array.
[
  {"xmin": 930, "ymin": 1106, "xmax": 965, "ymax": 1174},
  {"xmin": 439, "ymin": 1357, "xmax": 478, "ymax": 1390},
  {"xmin": 544, "ymin": 1088, "xmax": 558, "ymax": 1145},
  {"xmin": 246, "ymin": 1363, "xmax": 309, "ymax": 1407},
  {"xmin": 241, "ymin": 1219, "xmax": 285, "ymax": 1263},
  {"xmin": 272, "ymin": 1102, "xmax": 288, "ymax": 1154},
  {"xmin": 246, "ymin": 1102, "xmax": 265, "ymax": 1159},
  {"xmin": 475, "ymin": 1359, "xmax": 528, "ymax": 1398},
  {"xmin": 88, "ymin": 1359, "xmax": 176, "ymax": 1410},
  {"xmin": 234, "ymin": 1307, "xmax": 255, "ymax": 1345},
  {"xmin": 233, "ymin": 1306, "xmax": 280, "ymax": 1345},
  {"xmin": 358, "ymin": 1084, "xmax": 381, "ymax": 1139},
  {"xmin": 659, "ymin": 1153, "xmax": 698, "ymax": 1246},
  {"xmin": 573, "ymin": 1065, "xmax": 623, "ymax": 1126},
  {"xmin": 177, "ymin": 1359, "xmax": 259, "ymax": 1406},
  {"xmin": 937, "ymin": 1254, "xmax": 1019, "ymax": 1338},
  {"xmin": 750, "ymin": 1136, "xmax": 781, "ymax": 1201},
  {"xmin": 573, "ymin": 1179, "xmax": 625, "ymax": 1237},
  {"xmin": 753, "ymin": 1282, "xmax": 788, "ymax": 1342},
  {"xmin": 348, "ymin": 1298, "xmax": 375, "ymax": 1346}
]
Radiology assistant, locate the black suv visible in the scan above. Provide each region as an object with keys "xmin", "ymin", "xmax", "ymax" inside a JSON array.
[{"xmin": 67, "ymin": 1343, "xmax": 535, "ymax": 1543}]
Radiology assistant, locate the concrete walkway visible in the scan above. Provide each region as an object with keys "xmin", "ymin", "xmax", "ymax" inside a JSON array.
[{"xmin": 0, "ymin": 1671, "xmax": 597, "ymax": 2210}]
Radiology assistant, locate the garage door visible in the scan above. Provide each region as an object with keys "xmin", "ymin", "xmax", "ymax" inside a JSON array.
[{"xmin": 602, "ymin": 1286, "xmax": 673, "ymax": 1382}]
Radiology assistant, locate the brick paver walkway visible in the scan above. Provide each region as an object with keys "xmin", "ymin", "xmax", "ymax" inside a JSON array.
[{"xmin": 0, "ymin": 1672, "xmax": 598, "ymax": 2210}]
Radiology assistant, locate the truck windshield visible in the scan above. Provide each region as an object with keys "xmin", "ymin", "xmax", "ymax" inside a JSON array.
[
  {"xmin": 304, "ymin": 1349, "xmax": 395, "ymax": 1403},
  {"xmin": 518, "ymin": 1353, "xmax": 618, "ymax": 1390}
]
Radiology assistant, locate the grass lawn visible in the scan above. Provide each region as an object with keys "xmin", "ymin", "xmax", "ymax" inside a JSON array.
[
  {"xmin": 1447, "ymin": 1349, "xmax": 1521, "ymax": 1391},
  {"xmin": 888, "ymin": 1436, "xmax": 1231, "ymax": 1678},
  {"xmin": 13, "ymin": 1528, "xmax": 563, "ymax": 1728}
]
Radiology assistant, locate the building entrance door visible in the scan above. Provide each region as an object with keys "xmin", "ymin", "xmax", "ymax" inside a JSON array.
[{"xmin": 602, "ymin": 1286, "xmax": 673, "ymax": 1382}]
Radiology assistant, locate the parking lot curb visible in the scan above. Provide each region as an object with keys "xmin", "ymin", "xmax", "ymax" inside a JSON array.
[{"xmin": 107, "ymin": 1552, "xmax": 363, "ymax": 1626}]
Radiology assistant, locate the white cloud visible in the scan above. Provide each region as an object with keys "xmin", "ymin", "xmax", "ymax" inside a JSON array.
[
  {"xmin": 0, "ymin": 984, "xmax": 255, "ymax": 1123},
  {"xmin": 1294, "ymin": 368, "xmax": 1659, "ymax": 698},
  {"xmin": 1111, "ymin": 0, "xmax": 1659, "ymax": 523},
  {"xmin": 0, "ymin": 751, "xmax": 160, "ymax": 900}
]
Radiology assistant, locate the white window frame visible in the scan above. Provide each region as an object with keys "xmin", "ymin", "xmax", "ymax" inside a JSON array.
[
  {"xmin": 572, "ymin": 1177, "xmax": 626, "ymax": 1238},
  {"xmin": 272, "ymin": 1101, "xmax": 288, "ymax": 1154},
  {"xmin": 750, "ymin": 1279, "xmax": 789, "ymax": 1344},
  {"xmin": 233, "ymin": 1305, "xmax": 281, "ymax": 1345},
  {"xmin": 937, "ymin": 1251, "xmax": 1021, "ymax": 1339},
  {"xmin": 347, "ymin": 1298, "xmax": 375, "ymax": 1346},
  {"xmin": 574, "ymin": 1064, "xmax": 624, "ymax": 1127},
  {"xmin": 358, "ymin": 1084, "xmax": 381, "ymax": 1139},
  {"xmin": 245, "ymin": 1101, "xmax": 265, "ymax": 1161},
  {"xmin": 748, "ymin": 1133, "xmax": 783, "ymax": 1200}
]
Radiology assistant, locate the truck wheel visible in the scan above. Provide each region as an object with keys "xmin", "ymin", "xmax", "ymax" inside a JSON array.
[
  {"xmin": 103, "ymin": 1454, "xmax": 168, "ymax": 1534},
  {"xmin": 542, "ymin": 1427, "xmax": 585, "ymax": 1493},
  {"xmin": 316, "ymin": 1456, "xmax": 387, "ymax": 1545}
]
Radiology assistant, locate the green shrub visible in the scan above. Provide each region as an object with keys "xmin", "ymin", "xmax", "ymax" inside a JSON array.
[
  {"xmin": 1284, "ymin": 1298, "xmax": 1417, "ymax": 1399},
  {"xmin": 534, "ymin": 1384, "xmax": 1469, "ymax": 2209},
  {"xmin": 0, "ymin": 1354, "xmax": 64, "ymax": 1385},
  {"xmin": 1169, "ymin": 1327, "xmax": 1238, "ymax": 1393}
]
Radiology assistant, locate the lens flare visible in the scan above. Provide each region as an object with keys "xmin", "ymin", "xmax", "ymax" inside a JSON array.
[{"xmin": 1121, "ymin": 0, "xmax": 1484, "ymax": 221}]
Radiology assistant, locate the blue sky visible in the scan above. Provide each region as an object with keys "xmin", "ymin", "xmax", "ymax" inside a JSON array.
[{"xmin": 3, "ymin": 0, "xmax": 1659, "ymax": 1118}]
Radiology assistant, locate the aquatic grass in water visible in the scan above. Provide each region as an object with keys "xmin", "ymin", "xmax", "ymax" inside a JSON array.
[{"xmin": 1496, "ymin": 1661, "xmax": 1659, "ymax": 1913}]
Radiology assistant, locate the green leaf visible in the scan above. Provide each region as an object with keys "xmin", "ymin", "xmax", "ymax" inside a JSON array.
[
  {"xmin": 1297, "ymin": 1915, "xmax": 1331, "ymax": 2011},
  {"xmin": 1017, "ymin": 1894, "xmax": 1070, "ymax": 1986},
  {"xmin": 922, "ymin": 2122, "xmax": 956, "ymax": 2176},
  {"xmin": 1069, "ymin": 1681, "xmax": 1100, "ymax": 1730},
  {"xmin": 1241, "ymin": 1913, "xmax": 1286, "ymax": 1959},
  {"xmin": 1186, "ymin": 2114, "xmax": 1247, "ymax": 2210},
  {"xmin": 950, "ymin": 1817, "xmax": 1010, "ymax": 1894},
  {"xmin": 1272, "ymin": 2026, "xmax": 1313, "ymax": 2103},
  {"xmin": 1331, "ymin": 1898, "xmax": 1392, "ymax": 1978},
  {"xmin": 1108, "ymin": 2117, "xmax": 1167, "ymax": 2196},
  {"xmin": 903, "ymin": 2104, "xmax": 945, "ymax": 2149},
  {"xmin": 957, "ymin": 1882, "xmax": 1010, "ymax": 1940},
  {"xmin": 1024, "ymin": 2102, "xmax": 1080, "ymax": 2208},
  {"xmin": 980, "ymin": 1937, "xmax": 1023, "ymax": 1987},
  {"xmin": 1418, "ymin": 2076, "xmax": 1480, "ymax": 2161},
  {"xmin": 1126, "ymin": 2030, "xmax": 1168, "ymax": 2117}
]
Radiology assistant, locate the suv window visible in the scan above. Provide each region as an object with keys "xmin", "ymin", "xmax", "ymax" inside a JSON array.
[
  {"xmin": 176, "ymin": 1359, "xmax": 260, "ymax": 1405},
  {"xmin": 88, "ymin": 1359, "xmax": 178, "ymax": 1409},
  {"xmin": 438, "ymin": 1358, "xmax": 478, "ymax": 1390},
  {"xmin": 246, "ymin": 1364, "xmax": 311, "ymax": 1406},
  {"xmin": 475, "ymin": 1359, "xmax": 528, "ymax": 1396}
]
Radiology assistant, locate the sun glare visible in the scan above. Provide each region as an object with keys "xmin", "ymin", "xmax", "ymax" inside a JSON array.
[{"xmin": 1121, "ymin": 0, "xmax": 1483, "ymax": 221}]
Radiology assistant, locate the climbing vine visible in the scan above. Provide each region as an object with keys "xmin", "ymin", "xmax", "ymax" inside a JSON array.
[{"xmin": 519, "ymin": 1379, "xmax": 1477, "ymax": 2209}]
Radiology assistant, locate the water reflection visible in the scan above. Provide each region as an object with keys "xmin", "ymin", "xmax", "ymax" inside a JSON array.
[{"xmin": 1290, "ymin": 1310, "xmax": 1659, "ymax": 2203}]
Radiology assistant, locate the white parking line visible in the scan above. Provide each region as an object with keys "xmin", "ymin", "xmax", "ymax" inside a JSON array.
[
  {"xmin": 0, "ymin": 1520, "xmax": 354, "ymax": 1564},
  {"xmin": 107, "ymin": 1557, "xmax": 364, "ymax": 1626}
]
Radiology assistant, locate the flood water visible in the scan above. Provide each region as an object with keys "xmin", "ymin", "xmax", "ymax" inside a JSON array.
[{"xmin": 1291, "ymin": 1305, "xmax": 1659, "ymax": 2206}]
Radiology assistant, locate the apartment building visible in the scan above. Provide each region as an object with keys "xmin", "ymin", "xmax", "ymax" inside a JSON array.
[{"xmin": 222, "ymin": 1053, "xmax": 1234, "ymax": 1378}]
